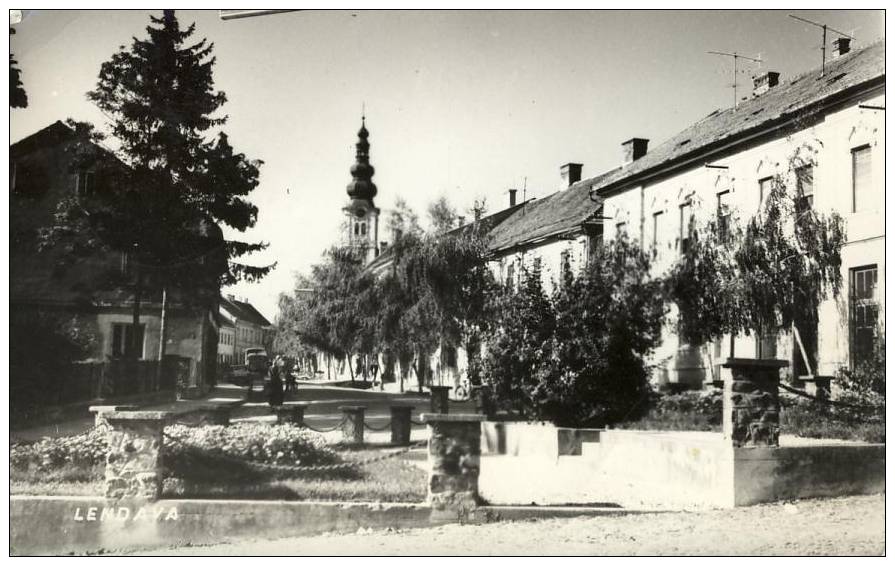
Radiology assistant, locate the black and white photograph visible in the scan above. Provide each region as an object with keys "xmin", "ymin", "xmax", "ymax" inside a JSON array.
[{"xmin": 6, "ymin": 6, "xmax": 887, "ymax": 556}]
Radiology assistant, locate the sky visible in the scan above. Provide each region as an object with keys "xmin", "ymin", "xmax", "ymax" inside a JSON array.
[{"xmin": 9, "ymin": 9, "xmax": 885, "ymax": 321}]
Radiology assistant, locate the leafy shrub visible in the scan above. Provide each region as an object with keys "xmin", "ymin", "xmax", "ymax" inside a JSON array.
[
  {"xmin": 11, "ymin": 427, "xmax": 108, "ymax": 472},
  {"xmin": 616, "ymin": 389, "xmax": 722, "ymax": 432},
  {"xmin": 481, "ymin": 235, "xmax": 666, "ymax": 427},
  {"xmin": 480, "ymin": 270, "xmax": 555, "ymax": 419},
  {"xmin": 10, "ymin": 423, "xmax": 338, "ymax": 476},
  {"xmin": 780, "ymin": 398, "xmax": 885, "ymax": 443},
  {"xmin": 164, "ymin": 423, "xmax": 338, "ymax": 467}
]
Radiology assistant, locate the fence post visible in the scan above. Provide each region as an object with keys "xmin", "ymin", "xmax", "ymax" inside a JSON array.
[
  {"xmin": 430, "ymin": 385, "xmax": 451, "ymax": 414},
  {"xmin": 422, "ymin": 413, "xmax": 485, "ymax": 521},
  {"xmin": 390, "ymin": 406, "xmax": 414, "ymax": 445},
  {"xmin": 274, "ymin": 403, "xmax": 308, "ymax": 426},
  {"xmin": 103, "ymin": 411, "xmax": 171, "ymax": 500},
  {"xmin": 341, "ymin": 406, "xmax": 365, "ymax": 445},
  {"xmin": 721, "ymin": 358, "xmax": 788, "ymax": 447}
]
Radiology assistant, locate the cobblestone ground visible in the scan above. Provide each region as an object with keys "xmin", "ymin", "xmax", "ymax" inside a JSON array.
[{"xmin": 144, "ymin": 494, "xmax": 884, "ymax": 556}]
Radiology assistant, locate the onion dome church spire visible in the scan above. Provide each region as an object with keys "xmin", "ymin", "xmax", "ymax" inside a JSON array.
[
  {"xmin": 346, "ymin": 115, "xmax": 377, "ymax": 204},
  {"xmin": 343, "ymin": 113, "xmax": 381, "ymax": 264}
]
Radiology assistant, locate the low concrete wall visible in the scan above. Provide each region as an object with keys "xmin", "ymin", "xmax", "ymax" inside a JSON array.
[
  {"xmin": 481, "ymin": 421, "xmax": 601, "ymax": 457},
  {"xmin": 734, "ymin": 443, "xmax": 886, "ymax": 506},
  {"xmin": 479, "ymin": 428, "xmax": 885, "ymax": 510},
  {"xmin": 584, "ymin": 430, "xmax": 735, "ymax": 509},
  {"xmin": 10, "ymin": 496, "xmax": 436, "ymax": 555}
]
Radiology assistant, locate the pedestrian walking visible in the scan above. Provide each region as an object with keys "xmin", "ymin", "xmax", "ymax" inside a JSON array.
[
  {"xmin": 268, "ymin": 355, "xmax": 285, "ymax": 406},
  {"xmin": 284, "ymin": 356, "xmax": 297, "ymax": 394}
]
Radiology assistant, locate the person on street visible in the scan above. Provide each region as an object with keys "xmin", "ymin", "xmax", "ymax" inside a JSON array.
[
  {"xmin": 284, "ymin": 356, "xmax": 297, "ymax": 394},
  {"xmin": 268, "ymin": 355, "xmax": 285, "ymax": 406}
]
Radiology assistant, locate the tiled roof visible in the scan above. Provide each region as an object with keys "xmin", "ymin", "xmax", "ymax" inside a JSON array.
[
  {"xmin": 486, "ymin": 170, "xmax": 615, "ymax": 254},
  {"xmin": 365, "ymin": 200, "xmax": 529, "ymax": 273},
  {"xmin": 595, "ymin": 39, "xmax": 885, "ymax": 196},
  {"xmin": 221, "ymin": 296, "xmax": 272, "ymax": 327},
  {"xmin": 484, "ymin": 40, "xmax": 884, "ymax": 253}
]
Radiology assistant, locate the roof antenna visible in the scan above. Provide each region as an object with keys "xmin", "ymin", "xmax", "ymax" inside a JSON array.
[
  {"xmin": 788, "ymin": 14, "xmax": 856, "ymax": 78},
  {"xmin": 707, "ymin": 50, "xmax": 763, "ymax": 109},
  {"xmin": 361, "ymin": 101, "xmax": 366, "ymax": 124}
]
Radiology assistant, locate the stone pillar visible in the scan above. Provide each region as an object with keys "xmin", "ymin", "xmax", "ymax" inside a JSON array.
[
  {"xmin": 809, "ymin": 376, "xmax": 833, "ymax": 403},
  {"xmin": 104, "ymin": 411, "xmax": 171, "ymax": 500},
  {"xmin": 390, "ymin": 406, "xmax": 414, "ymax": 445},
  {"xmin": 423, "ymin": 413, "xmax": 485, "ymax": 520},
  {"xmin": 721, "ymin": 358, "xmax": 787, "ymax": 447},
  {"xmin": 274, "ymin": 403, "xmax": 308, "ymax": 426},
  {"xmin": 89, "ymin": 405, "xmax": 137, "ymax": 429},
  {"xmin": 430, "ymin": 385, "xmax": 451, "ymax": 414},
  {"xmin": 341, "ymin": 406, "xmax": 365, "ymax": 445}
]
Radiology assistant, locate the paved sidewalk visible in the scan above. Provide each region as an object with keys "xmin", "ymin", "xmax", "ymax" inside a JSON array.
[{"xmin": 142, "ymin": 494, "xmax": 885, "ymax": 556}]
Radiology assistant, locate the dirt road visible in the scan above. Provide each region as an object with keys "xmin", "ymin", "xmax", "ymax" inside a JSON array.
[{"xmin": 142, "ymin": 494, "xmax": 884, "ymax": 556}]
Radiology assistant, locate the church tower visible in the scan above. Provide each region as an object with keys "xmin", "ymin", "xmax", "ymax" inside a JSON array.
[{"xmin": 343, "ymin": 115, "xmax": 380, "ymax": 263}]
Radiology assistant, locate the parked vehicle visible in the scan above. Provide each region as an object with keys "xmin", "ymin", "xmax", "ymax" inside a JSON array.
[{"xmin": 244, "ymin": 348, "xmax": 269, "ymax": 374}]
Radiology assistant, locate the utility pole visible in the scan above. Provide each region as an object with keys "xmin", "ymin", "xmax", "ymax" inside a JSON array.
[
  {"xmin": 708, "ymin": 51, "xmax": 763, "ymax": 109},
  {"xmin": 788, "ymin": 14, "xmax": 855, "ymax": 77}
]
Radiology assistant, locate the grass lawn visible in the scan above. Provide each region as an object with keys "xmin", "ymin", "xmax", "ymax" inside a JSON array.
[{"xmin": 11, "ymin": 445, "xmax": 428, "ymax": 503}]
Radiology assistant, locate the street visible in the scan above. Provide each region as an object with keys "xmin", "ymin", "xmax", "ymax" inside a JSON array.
[{"xmin": 140, "ymin": 494, "xmax": 885, "ymax": 556}]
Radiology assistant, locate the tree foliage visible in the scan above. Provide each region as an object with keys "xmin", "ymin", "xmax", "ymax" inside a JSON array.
[
  {"xmin": 426, "ymin": 195, "xmax": 458, "ymax": 234},
  {"xmin": 482, "ymin": 234, "xmax": 666, "ymax": 427},
  {"xmin": 666, "ymin": 147, "xmax": 845, "ymax": 348},
  {"xmin": 292, "ymin": 246, "xmax": 375, "ymax": 381},
  {"xmin": 42, "ymin": 10, "xmax": 272, "ymax": 305},
  {"xmin": 10, "ymin": 28, "xmax": 27, "ymax": 108}
]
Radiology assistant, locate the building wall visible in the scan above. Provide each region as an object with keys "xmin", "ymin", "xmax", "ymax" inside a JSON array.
[
  {"xmin": 218, "ymin": 326, "xmax": 235, "ymax": 366},
  {"xmin": 490, "ymin": 235, "xmax": 590, "ymax": 294},
  {"xmin": 601, "ymin": 87, "xmax": 885, "ymax": 383}
]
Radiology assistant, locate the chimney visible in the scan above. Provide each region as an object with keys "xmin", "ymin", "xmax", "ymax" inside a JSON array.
[
  {"xmin": 508, "ymin": 189, "xmax": 517, "ymax": 207},
  {"xmin": 457, "ymin": 215, "xmax": 466, "ymax": 227},
  {"xmin": 621, "ymin": 138, "xmax": 649, "ymax": 165},
  {"xmin": 560, "ymin": 163, "xmax": 583, "ymax": 188},
  {"xmin": 752, "ymin": 71, "xmax": 780, "ymax": 97},
  {"xmin": 832, "ymin": 37, "xmax": 851, "ymax": 59}
]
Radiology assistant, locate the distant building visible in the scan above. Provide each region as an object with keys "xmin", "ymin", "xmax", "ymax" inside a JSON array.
[
  {"xmin": 365, "ymin": 39, "xmax": 885, "ymax": 392},
  {"xmin": 219, "ymin": 294, "xmax": 273, "ymax": 363},
  {"xmin": 343, "ymin": 116, "xmax": 381, "ymax": 264},
  {"xmin": 9, "ymin": 121, "xmax": 219, "ymax": 392},
  {"xmin": 217, "ymin": 315, "xmax": 236, "ymax": 367}
]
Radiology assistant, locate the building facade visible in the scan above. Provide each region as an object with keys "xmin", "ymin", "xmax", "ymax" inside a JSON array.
[
  {"xmin": 596, "ymin": 39, "xmax": 884, "ymax": 384},
  {"xmin": 219, "ymin": 294, "xmax": 273, "ymax": 364},
  {"xmin": 10, "ymin": 121, "xmax": 219, "ymax": 393}
]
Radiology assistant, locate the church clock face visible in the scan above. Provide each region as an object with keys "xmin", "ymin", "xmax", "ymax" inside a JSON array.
[{"xmin": 355, "ymin": 208, "xmax": 366, "ymax": 218}]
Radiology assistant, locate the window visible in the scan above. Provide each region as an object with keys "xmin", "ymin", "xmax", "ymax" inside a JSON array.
[
  {"xmin": 360, "ymin": 222, "xmax": 367, "ymax": 236},
  {"xmin": 851, "ymin": 145, "xmax": 871, "ymax": 213},
  {"xmin": 532, "ymin": 256, "xmax": 542, "ymax": 278},
  {"xmin": 560, "ymin": 251, "xmax": 572, "ymax": 278},
  {"xmin": 651, "ymin": 211, "xmax": 663, "ymax": 253},
  {"xmin": 758, "ymin": 177, "xmax": 773, "ymax": 204},
  {"xmin": 353, "ymin": 223, "xmax": 359, "ymax": 235},
  {"xmin": 111, "ymin": 323, "xmax": 145, "ymax": 358},
  {"xmin": 716, "ymin": 191, "xmax": 731, "ymax": 241},
  {"xmin": 615, "ymin": 221, "xmax": 627, "ymax": 237},
  {"xmin": 850, "ymin": 265, "xmax": 879, "ymax": 367},
  {"xmin": 506, "ymin": 262, "xmax": 515, "ymax": 291},
  {"xmin": 679, "ymin": 200, "xmax": 693, "ymax": 253},
  {"xmin": 76, "ymin": 170, "xmax": 95, "ymax": 197},
  {"xmin": 795, "ymin": 166, "xmax": 814, "ymax": 218}
]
